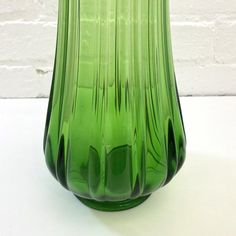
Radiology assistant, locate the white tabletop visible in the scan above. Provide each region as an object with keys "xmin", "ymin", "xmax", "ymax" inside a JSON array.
[{"xmin": 0, "ymin": 97, "xmax": 236, "ymax": 236}]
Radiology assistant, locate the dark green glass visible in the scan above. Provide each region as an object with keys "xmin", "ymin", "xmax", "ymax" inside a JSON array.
[{"xmin": 44, "ymin": 0, "xmax": 186, "ymax": 211}]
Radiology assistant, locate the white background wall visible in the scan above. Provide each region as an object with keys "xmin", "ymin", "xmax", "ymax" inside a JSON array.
[{"xmin": 0, "ymin": 0, "xmax": 236, "ymax": 98}]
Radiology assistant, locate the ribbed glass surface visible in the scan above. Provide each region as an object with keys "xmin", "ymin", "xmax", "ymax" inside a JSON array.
[{"xmin": 44, "ymin": 0, "xmax": 186, "ymax": 211}]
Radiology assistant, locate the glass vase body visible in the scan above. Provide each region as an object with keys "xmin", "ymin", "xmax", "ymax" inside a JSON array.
[{"xmin": 44, "ymin": 0, "xmax": 186, "ymax": 211}]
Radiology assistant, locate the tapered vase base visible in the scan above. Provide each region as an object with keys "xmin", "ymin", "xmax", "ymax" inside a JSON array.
[{"xmin": 74, "ymin": 194, "xmax": 151, "ymax": 212}]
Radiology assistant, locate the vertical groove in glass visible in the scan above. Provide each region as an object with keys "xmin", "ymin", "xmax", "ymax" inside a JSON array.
[{"xmin": 44, "ymin": 0, "xmax": 186, "ymax": 211}]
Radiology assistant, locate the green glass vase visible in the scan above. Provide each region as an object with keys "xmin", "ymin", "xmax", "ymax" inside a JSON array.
[{"xmin": 44, "ymin": 0, "xmax": 186, "ymax": 211}]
